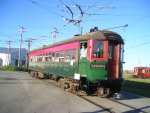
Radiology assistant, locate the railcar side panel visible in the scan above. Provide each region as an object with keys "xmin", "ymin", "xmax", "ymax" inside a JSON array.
[{"xmin": 29, "ymin": 62, "xmax": 78, "ymax": 78}]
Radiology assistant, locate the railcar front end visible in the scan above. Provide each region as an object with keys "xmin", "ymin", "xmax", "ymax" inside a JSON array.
[{"xmin": 78, "ymin": 31, "xmax": 124, "ymax": 96}]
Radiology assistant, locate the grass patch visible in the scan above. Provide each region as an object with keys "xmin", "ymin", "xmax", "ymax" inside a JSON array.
[
  {"xmin": 0, "ymin": 66, "xmax": 27, "ymax": 71},
  {"xmin": 123, "ymin": 76, "xmax": 150, "ymax": 97}
]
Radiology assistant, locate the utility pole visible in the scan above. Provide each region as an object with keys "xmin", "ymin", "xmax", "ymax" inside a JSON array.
[
  {"xmin": 25, "ymin": 38, "xmax": 36, "ymax": 52},
  {"xmin": 25, "ymin": 38, "xmax": 36, "ymax": 69},
  {"xmin": 7, "ymin": 41, "xmax": 11, "ymax": 66},
  {"xmin": 18, "ymin": 26, "xmax": 26, "ymax": 67}
]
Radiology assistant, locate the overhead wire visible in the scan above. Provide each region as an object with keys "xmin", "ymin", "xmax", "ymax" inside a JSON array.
[
  {"xmin": 125, "ymin": 34, "xmax": 150, "ymax": 41},
  {"xmin": 27, "ymin": 0, "xmax": 66, "ymax": 19},
  {"xmin": 83, "ymin": 0, "xmax": 115, "ymax": 20},
  {"xmin": 82, "ymin": 0, "xmax": 102, "ymax": 12},
  {"xmin": 125, "ymin": 41, "xmax": 150, "ymax": 50},
  {"xmin": 26, "ymin": 0, "xmax": 150, "ymax": 51}
]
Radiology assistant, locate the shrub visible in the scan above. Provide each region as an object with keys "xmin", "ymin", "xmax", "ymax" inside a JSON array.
[{"xmin": 0, "ymin": 66, "xmax": 27, "ymax": 71}]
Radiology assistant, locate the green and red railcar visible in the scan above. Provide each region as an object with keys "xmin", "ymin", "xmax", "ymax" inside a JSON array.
[{"xmin": 28, "ymin": 29, "xmax": 124, "ymax": 96}]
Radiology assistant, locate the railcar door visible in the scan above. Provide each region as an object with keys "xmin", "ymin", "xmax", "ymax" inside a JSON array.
[
  {"xmin": 78, "ymin": 41, "xmax": 88, "ymax": 77},
  {"xmin": 108, "ymin": 42, "xmax": 120, "ymax": 78}
]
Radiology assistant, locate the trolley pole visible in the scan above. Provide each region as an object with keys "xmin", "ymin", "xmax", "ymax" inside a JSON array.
[{"xmin": 18, "ymin": 27, "xmax": 26, "ymax": 67}]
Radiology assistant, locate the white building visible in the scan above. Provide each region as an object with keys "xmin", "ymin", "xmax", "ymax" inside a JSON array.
[{"xmin": 0, "ymin": 47, "xmax": 27, "ymax": 66}]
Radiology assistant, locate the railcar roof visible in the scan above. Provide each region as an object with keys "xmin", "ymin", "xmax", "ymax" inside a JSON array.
[
  {"xmin": 31, "ymin": 30, "xmax": 124, "ymax": 52},
  {"xmin": 134, "ymin": 67, "xmax": 150, "ymax": 69}
]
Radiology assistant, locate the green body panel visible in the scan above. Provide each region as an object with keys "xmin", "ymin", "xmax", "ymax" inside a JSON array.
[
  {"xmin": 78, "ymin": 59, "xmax": 88, "ymax": 76},
  {"xmin": 79, "ymin": 59, "xmax": 107, "ymax": 82},
  {"xmin": 29, "ymin": 59, "xmax": 107, "ymax": 83},
  {"xmin": 87, "ymin": 61, "xmax": 107, "ymax": 82},
  {"xmin": 29, "ymin": 62, "xmax": 78, "ymax": 78}
]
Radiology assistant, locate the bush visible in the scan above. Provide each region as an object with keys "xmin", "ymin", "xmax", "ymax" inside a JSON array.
[{"xmin": 0, "ymin": 66, "xmax": 27, "ymax": 71}]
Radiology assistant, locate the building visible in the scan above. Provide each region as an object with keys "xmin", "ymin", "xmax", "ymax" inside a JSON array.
[{"xmin": 0, "ymin": 47, "xmax": 27, "ymax": 66}]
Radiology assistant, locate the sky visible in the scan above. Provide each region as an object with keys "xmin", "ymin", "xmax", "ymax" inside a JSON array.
[{"xmin": 0, "ymin": 0, "xmax": 150, "ymax": 70}]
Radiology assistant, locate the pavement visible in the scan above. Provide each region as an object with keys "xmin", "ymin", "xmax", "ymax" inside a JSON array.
[
  {"xmin": 0, "ymin": 71, "xmax": 107, "ymax": 113},
  {"xmin": 117, "ymin": 91, "xmax": 150, "ymax": 112}
]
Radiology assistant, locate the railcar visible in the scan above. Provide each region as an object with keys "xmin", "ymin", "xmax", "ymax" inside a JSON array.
[
  {"xmin": 133, "ymin": 67, "xmax": 150, "ymax": 78},
  {"xmin": 28, "ymin": 28, "xmax": 124, "ymax": 97}
]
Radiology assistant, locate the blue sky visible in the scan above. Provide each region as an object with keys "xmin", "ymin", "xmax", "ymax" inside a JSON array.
[{"xmin": 0, "ymin": 0, "xmax": 150, "ymax": 70}]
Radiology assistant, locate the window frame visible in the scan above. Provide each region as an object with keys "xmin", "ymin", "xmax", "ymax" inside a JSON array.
[{"xmin": 89, "ymin": 40, "xmax": 108, "ymax": 61}]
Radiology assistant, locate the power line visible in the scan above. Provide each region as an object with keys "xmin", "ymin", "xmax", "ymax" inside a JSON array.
[
  {"xmin": 82, "ymin": 0, "xmax": 103, "ymax": 12},
  {"xmin": 51, "ymin": 27, "xmax": 60, "ymax": 43},
  {"xmin": 125, "ymin": 41, "xmax": 150, "ymax": 50},
  {"xmin": 125, "ymin": 34, "xmax": 150, "ymax": 41},
  {"xmin": 83, "ymin": 0, "xmax": 115, "ymax": 19},
  {"xmin": 27, "ymin": 0, "xmax": 65, "ymax": 18}
]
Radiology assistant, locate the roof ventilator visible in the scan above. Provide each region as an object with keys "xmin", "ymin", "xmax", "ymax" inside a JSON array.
[{"xmin": 90, "ymin": 27, "xmax": 98, "ymax": 32}]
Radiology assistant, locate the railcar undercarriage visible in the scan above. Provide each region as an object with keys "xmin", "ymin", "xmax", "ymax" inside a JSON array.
[{"xmin": 29, "ymin": 70, "xmax": 122, "ymax": 97}]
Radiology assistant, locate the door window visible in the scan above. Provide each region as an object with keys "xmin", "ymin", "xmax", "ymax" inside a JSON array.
[{"xmin": 80, "ymin": 42, "xmax": 87, "ymax": 59}]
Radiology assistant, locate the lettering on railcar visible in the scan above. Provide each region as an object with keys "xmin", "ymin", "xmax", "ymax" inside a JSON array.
[{"xmin": 90, "ymin": 63, "xmax": 105, "ymax": 69}]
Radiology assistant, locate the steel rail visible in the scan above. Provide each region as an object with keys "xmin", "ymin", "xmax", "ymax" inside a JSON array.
[
  {"xmin": 108, "ymin": 98, "xmax": 148, "ymax": 113},
  {"xmin": 30, "ymin": 76, "xmax": 147, "ymax": 113},
  {"xmin": 34, "ymin": 78, "xmax": 113, "ymax": 113}
]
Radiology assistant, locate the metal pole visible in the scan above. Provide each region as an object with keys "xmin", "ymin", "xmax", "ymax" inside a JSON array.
[
  {"xmin": 7, "ymin": 41, "xmax": 11, "ymax": 66},
  {"xmin": 26, "ymin": 38, "xmax": 30, "ymax": 70},
  {"xmin": 25, "ymin": 38, "xmax": 35, "ymax": 70},
  {"xmin": 18, "ymin": 27, "xmax": 25, "ymax": 67}
]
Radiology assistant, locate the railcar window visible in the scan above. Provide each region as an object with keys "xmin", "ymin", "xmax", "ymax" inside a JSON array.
[
  {"xmin": 37, "ymin": 56, "xmax": 42, "ymax": 62},
  {"xmin": 42, "ymin": 54, "xmax": 45, "ymax": 62},
  {"xmin": 55, "ymin": 52, "xmax": 59, "ymax": 62},
  {"xmin": 93, "ymin": 42, "xmax": 104, "ymax": 58},
  {"xmin": 108, "ymin": 45, "xmax": 114, "ymax": 59},
  {"xmin": 45, "ymin": 53, "xmax": 51, "ymax": 62},
  {"xmin": 120, "ymin": 44, "xmax": 124, "ymax": 64},
  {"xmin": 48, "ymin": 53, "xmax": 51, "ymax": 56},
  {"xmin": 65, "ymin": 50, "xmax": 71, "ymax": 62},
  {"xmin": 142, "ymin": 70, "xmax": 145, "ymax": 73},
  {"xmin": 134, "ymin": 69, "xmax": 136, "ymax": 72},
  {"xmin": 52, "ymin": 52, "xmax": 55, "ymax": 61},
  {"xmin": 59, "ymin": 51, "xmax": 64, "ymax": 57},
  {"xmin": 45, "ymin": 57, "xmax": 48, "ymax": 62},
  {"xmin": 35, "ymin": 55, "xmax": 38, "ymax": 62},
  {"xmin": 29, "ymin": 56, "xmax": 32, "ymax": 62},
  {"xmin": 40, "ymin": 54, "xmax": 43, "ymax": 62},
  {"xmin": 45, "ymin": 52, "xmax": 52, "ymax": 62},
  {"xmin": 59, "ymin": 51, "xmax": 64, "ymax": 62},
  {"xmin": 71, "ymin": 49, "xmax": 76, "ymax": 60}
]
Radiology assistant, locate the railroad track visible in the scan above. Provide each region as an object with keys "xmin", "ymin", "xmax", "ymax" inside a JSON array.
[
  {"xmin": 108, "ymin": 98, "xmax": 147, "ymax": 113},
  {"xmin": 33, "ymin": 77, "xmax": 148, "ymax": 113},
  {"xmin": 83, "ymin": 95, "xmax": 148, "ymax": 113}
]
